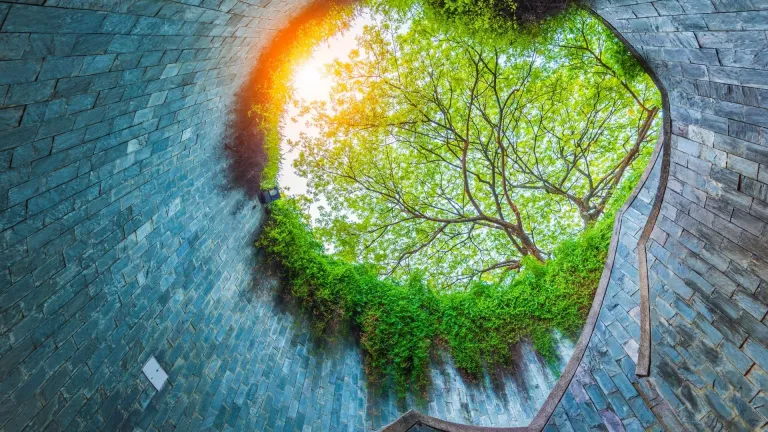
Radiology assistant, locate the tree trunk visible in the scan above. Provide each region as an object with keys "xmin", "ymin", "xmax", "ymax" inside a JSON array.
[
  {"xmin": 520, "ymin": 232, "xmax": 546, "ymax": 262},
  {"xmin": 580, "ymin": 205, "xmax": 601, "ymax": 227}
]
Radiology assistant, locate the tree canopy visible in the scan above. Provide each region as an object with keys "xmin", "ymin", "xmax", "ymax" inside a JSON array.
[{"xmin": 289, "ymin": 6, "xmax": 660, "ymax": 287}]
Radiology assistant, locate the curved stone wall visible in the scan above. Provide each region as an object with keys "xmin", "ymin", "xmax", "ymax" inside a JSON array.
[
  {"xmin": 0, "ymin": 1, "xmax": 569, "ymax": 430},
  {"xmin": 0, "ymin": 1, "xmax": 767, "ymax": 431},
  {"xmin": 540, "ymin": 1, "xmax": 768, "ymax": 430}
]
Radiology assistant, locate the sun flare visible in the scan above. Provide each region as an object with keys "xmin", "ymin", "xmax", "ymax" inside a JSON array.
[{"xmin": 292, "ymin": 62, "xmax": 329, "ymax": 102}]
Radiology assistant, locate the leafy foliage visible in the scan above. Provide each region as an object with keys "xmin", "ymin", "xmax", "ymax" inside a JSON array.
[
  {"xmin": 258, "ymin": 198, "xmax": 440, "ymax": 391},
  {"xmin": 257, "ymin": 168, "xmax": 642, "ymax": 390},
  {"xmin": 291, "ymin": 6, "xmax": 659, "ymax": 287},
  {"xmin": 375, "ymin": 0, "xmax": 570, "ymax": 34},
  {"xmin": 252, "ymin": 0, "xmax": 659, "ymax": 394}
]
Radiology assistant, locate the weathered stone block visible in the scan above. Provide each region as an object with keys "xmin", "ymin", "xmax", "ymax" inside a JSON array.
[
  {"xmin": 107, "ymin": 35, "xmax": 143, "ymax": 54},
  {"xmin": 2, "ymin": 5, "xmax": 106, "ymax": 33},
  {"xmin": 696, "ymin": 31, "xmax": 768, "ymax": 49},
  {"xmin": 5, "ymin": 80, "xmax": 55, "ymax": 106},
  {"xmin": 0, "ymin": 60, "xmax": 42, "ymax": 85},
  {"xmin": 38, "ymin": 57, "xmax": 85, "ymax": 81},
  {"xmin": 0, "ymin": 34, "xmax": 29, "ymax": 61},
  {"xmin": 79, "ymin": 54, "xmax": 117, "ymax": 76},
  {"xmin": 101, "ymin": 13, "xmax": 139, "ymax": 34},
  {"xmin": 11, "ymin": 138, "xmax": 52, "ymax": 168}
]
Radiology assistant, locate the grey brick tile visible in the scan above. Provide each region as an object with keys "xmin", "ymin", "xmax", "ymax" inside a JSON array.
[
  {"xmin": 5, "ymin": 80, "xmax": 56, "ymax": 106},
  {"xmin": 0, "ymin": 59, "xmax": 42, "ymax": 85},
  {"xmin": 743, "ymin": 339, "xmax": 768, "ymax": 370}
]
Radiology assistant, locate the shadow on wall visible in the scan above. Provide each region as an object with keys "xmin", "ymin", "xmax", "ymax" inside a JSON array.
[{"xmin": 223, "ymin": 0, "xmax": 353, "ymax": 198}]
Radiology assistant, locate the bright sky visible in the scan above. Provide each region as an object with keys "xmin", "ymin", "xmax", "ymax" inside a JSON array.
[{"xmin": 280, "ymin": 15, "xmax": 371, "ymax": 201}]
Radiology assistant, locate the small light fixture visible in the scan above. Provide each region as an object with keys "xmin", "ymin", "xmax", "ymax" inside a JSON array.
[{"xmin": 259, "ymin": 187, "xmax": 281, "ymax": 204}]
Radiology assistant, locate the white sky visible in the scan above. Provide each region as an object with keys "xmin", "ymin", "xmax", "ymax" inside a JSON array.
[{"xmin": 280, "ymin": 15, "xmax": 371, "ymax": 203}]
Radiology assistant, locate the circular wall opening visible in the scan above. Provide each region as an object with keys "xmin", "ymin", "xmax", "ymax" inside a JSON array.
[{"xmin": 244, "ymin": 1, "xmax": 666, "ymax": 429}]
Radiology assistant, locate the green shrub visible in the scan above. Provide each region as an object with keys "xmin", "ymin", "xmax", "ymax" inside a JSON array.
[
  {"xmin": 258, "ymin": 199, "xmax": 440, "ymax": 392},
  {"xmin": 254, "ymin": 0, "xmax": 653, "ymax": 394},
  {"xmin": 257, "ymin": 186, "xmax": 635, "ymax": 392}
]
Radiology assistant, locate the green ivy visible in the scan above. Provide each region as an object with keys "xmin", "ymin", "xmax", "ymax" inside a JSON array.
[
  {"xmin": 254, "ymin": 0, "xmax": 652, "ymax": 394},
  {"xmin": 256, "ymin": 167, "xmax": 643, "ymax": 393}
]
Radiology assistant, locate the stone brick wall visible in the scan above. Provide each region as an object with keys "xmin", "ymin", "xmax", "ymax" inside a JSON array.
[
  {"xmin": 1, "ymin": 0, "xmax": 767, "ymax": 431},
  {"xmin": 543, "ymin": 0, "xmax": 768, "ymax": 431},
  {"xmin": 0, "ymin": 1, "xmax": 329, "ymax": 431},
  {"xmin": 0, "ymin": 1, "xmax": 568, "ymax": 431},
  {"xmin": 542, "ymin": 143, "xmax": 667, "ymax": 432}
]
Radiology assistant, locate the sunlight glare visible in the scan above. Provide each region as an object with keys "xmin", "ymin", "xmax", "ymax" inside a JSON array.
[
  {"xmin": 282, "ymin": 13, "xmax": 371, "ymax": 208},
  {"xmin": 292, "ymin": 62, "xmax": 330, "ymax": 102}
]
